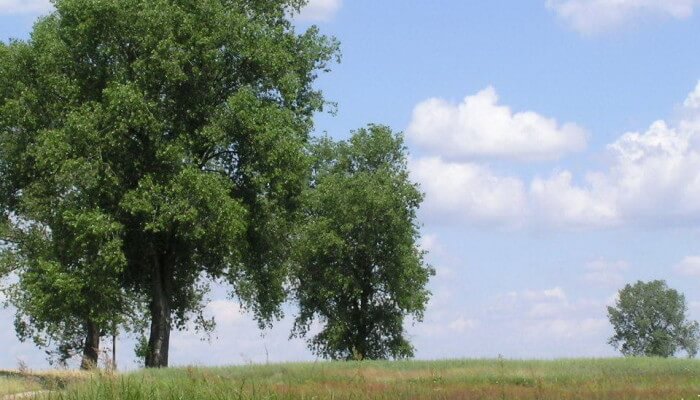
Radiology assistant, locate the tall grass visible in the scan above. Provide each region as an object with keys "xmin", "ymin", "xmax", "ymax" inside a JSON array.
[
  {"xmin": 43, "ymin": 358, "xmax": 700, "ymax": 399},
  {"xmin": 0, "ymin": 374, "xmax": 42, "ymax": 396}
]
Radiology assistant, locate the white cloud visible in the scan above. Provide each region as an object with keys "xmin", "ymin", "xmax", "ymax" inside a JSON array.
[
  {"xmin": 410, "ymin": 157, "xmax": 528, "ymax": 227},
  {"xmin": 415, "ymin": 287, "xmax": 478, "ymax": 337},
  {"xmin": 529, "ymin": 171, "xmax": 618, "ymax": 228},
  {"xmin": 526, "ymin": 108, "xmax": 700, "ymax": 227},
  {"xmin": 606, "ymin": 292, "xmax": 620, "ymax": 307},
  {"xmin": 675, "ymin": 256, "xmax": 700, "ymax": 277},
  {"xmin": 508, "ymin": 287, "xmax": 568, "ymax": 303},
  {"xmin": 412, "ymin": 81, "xmax": 700, "ymax": 230},
  {"xmin": 683, "ymin": 82, "xmax": 700, "ymax": 111},
  {"xmin": 447, "ymin": 317, "xmax": 478, "ymax": 333},
  {"xmin": 583, "ymin": 259, "xmax": 629, "ymax": 286},
  {"xmin": 296, "ymin": 0, "xmax": 342, "ymax": 22},
  {"xmin": 206, "ymin": 300, "xmax": 243, "ymax": 325},
  {"xmin": 542, "ymin": 287, "xmax": 567, "ymax": 300},
  {"xmin": 546, "ymin": 0, "xmax": 699, "ymax": 35},
  {"xmin": 525, "ymin": 318, "xmax": 607, "ymax": 339},
  {"xmin": 407, "ymin": 87, "xmax": 588, "ymax": 161},
  {"xmin": 490, "ymin": 288, "xmax": 567, "ymax": 317},
  {"xmin": 415, "ymin": 314, "xmax": 478, "ymax": 337},
  {"xmin": 0, "ymin": 0, "xmax": 52, "ymax": 15},
  {"xmin": 489, "ymin": 288, "xmax": 610, "ymax": 342},
  {"xmin": 418, "ymin": 233, "xmax": 441, "ymax": 254}
]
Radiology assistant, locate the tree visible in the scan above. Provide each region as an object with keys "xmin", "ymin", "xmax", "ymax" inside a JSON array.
[
  {"xmin": 291, "ymin": 125, "xmax": 434, "ymax": 360},
  {"xmin": 0, "ymin": 0, "xmax": 338, "ymax": 367},
  {"xmin": 0, "ymin": 37, "xmax": 135, "ymax": 369},
  {"xmin": 608, "ymin": 280, "xmax": 700, "ymax": 358},
  {"xmin": 0, "ymin": 213, "xmax": 140, "ymax": 369}
]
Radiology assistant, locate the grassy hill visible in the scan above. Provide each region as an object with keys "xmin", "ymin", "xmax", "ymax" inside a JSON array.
[{"xmin": 4, "ymin": 358, "xmax": 700, "ymax": 399}]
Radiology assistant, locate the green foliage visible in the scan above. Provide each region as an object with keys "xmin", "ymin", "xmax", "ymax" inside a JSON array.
[
  {"xmin": 2, "ymin": 214, "xmax": 137, "ymax": 365},
  {"xmin": 292, "ymin": 125, "xmax": 434, "ymax": 360},
  {"xmin": 0, "ymin": 0, "xmax": 338, "ymax": 366},
  {"xmin": 608, "ymin": 280, "xmax": 700, "ymax": 358}
]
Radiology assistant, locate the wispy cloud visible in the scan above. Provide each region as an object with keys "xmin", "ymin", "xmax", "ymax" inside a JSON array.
[
  {"xmin": 583, "ymin": 259, "xmax": 630, "ymax": 286},
  {"xmin": 675, "ymin": 256, "xmax": 700, "ymax": 277},
  {"xmin": 546, "ymin": 0, "xmax": 700, "ymax": 35}
]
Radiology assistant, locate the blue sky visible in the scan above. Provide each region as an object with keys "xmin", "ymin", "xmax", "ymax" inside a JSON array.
[{"xmin": 3, "ymin": 0, "xmax": 700, "ymax": 369}]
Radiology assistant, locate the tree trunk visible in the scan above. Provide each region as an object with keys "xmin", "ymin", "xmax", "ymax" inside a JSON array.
[
  {"xmin": 354, "ymin": 264, "xmax": 373, "ymax": 361},
  {"xmin": 351, "ymin": 296, "xmax": 367, "ymax": 361},
  {"xmin": 80, "ymin": 320, "xmax": 100, "ymax": 370},
  {"xmin": 145, "ymin": 254, "xmax": 171, "ymax": 368},
  {"xmin": 111, "ymin": 333, "xmax": 117, "ymax": 371}
]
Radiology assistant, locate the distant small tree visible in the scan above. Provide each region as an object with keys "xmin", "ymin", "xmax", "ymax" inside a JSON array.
[
  {"xmin": 608, "ymin": 280, "xmax": 699, "ymax": 358},
  {"xmin": 291, "ymin": 125, "xmax": 434, "ymax": 360}
]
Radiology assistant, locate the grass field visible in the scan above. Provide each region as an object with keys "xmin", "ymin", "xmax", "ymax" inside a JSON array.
[
  {"xmin": 7, "ymin": 358, "xmax": 700, "ymax": 399},
  {"xmin": 0, "ymin": 374, "xmax": 42, "ymax": 396},
  {"xmin": 0, "ymin": 370, "xmax": 88, "ymax": 398}
]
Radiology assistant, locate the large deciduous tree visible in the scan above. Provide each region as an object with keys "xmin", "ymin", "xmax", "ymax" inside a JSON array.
[
  {"xmin": 0, "ymin": 0, "xmax": 338, "ymax": 368},
  {"xmin": 608, "ymin": 280, "xmax": 700, "ymax": 358},
  {"xmin": 291, "ymin": 125, "xmax": 434, "ymax": 360}
]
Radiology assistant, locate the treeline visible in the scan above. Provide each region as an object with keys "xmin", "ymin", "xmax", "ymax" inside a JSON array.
[{"xmin": 0, "ymin": 0, "xmax": 433, "ymax": 369}]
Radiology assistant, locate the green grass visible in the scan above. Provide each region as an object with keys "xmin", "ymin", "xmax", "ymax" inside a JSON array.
[
  {"xmin": 34, "ymin": 358, "xmax": 700, "ymax": 400},
  {"xmin": 0, "ymin": 373, "xmax": 42, "ymax": 396},
  {"xmin": 0, "ymin": 369, "xmax": 90, "ymax": 397}
]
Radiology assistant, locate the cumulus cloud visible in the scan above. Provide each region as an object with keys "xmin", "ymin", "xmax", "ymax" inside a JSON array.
[
  {"xmin": 0, "ymin": 0, "xmax": 52, "ymax": 15},
  {"xmin": 407, "ymin": 87, "xmax": 588, "ymax": 161},
  {"xmin": 410, "ymin": 156, "xmax": 616, "ymax": 229},
  {"xmin": 529, "ymin": 171, "xmax": 617, "ymax": 228},
  {"xmin": 675, "ymin": 256, "xmax": 700, "ymax": 276},
  {"xmin": 683, "ymin": 82, "xmax": 700, "ymax": 111},
  {"xmin": 411, "ymin": 81, "xmax": 700, "ymax": 229},
  {"xmin": 532, "ymin": 104, "xmax": 700, "ymax": 226},
  {"xmin": 546, "ymin": 0, "xmax": 699, "ymax": 34},
  {"xmin": 410, "ymin": 157, "xmax": 528, "ymax": 227},
  {"xmin": 295, "ymin": 0, "xmax": 342, "ymax": 22}
]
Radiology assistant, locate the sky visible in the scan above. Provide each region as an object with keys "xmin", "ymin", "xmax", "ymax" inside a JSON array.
[{"xmin": 2, "ymin": 0, "xmax": 700, "ymax": 370}]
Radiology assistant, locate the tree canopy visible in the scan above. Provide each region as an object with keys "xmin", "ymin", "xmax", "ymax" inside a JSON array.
[
  {"xmin": 0, "ymin": 0, "xmax": 338, "ymax": 367},
  {"xmin": 291, "ymin": 125, "xmax": 433, "ymax": 360},
  {"xmin": 608, "ymin": 280, "xmax": 699, "ymax": 358}
]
